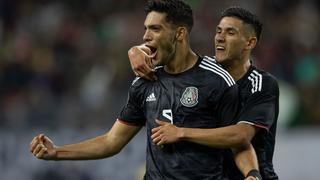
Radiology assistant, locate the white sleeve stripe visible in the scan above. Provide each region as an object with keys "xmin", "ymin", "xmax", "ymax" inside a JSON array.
[
  {"xmin": 249, "ymin": 74, "xmax": 259, "ymax": 93},
  {"xmin": 199, "ymin": 64, "xmax": 233, "ymax": 87},
  {"xmin": 237, "ymin": 121, "xmax": 255, "ymax": 126},
  {"xmin": 253, "ymin": 74, "xmax": 259, "ymax": 92},
  {"xmin": 253, "ymin": 70, "xmax": 262, "ymax": 91},
  {"xmin": 248, "ymin": 70, "xmax": 262, "ymax": 93},
  {"xmin": 201, "ymin": 60, "xmax": 233, "ymax": 84},
  {"xmin": 248, "ymin": 76, "xmax": 256, "ymax": 93},
  {"xmin": 154, "ymin": 66, "xmax": 163, "ymax": 70},
  {"xmin": 202, "ymin": 58, "xmax": 235, "ymax": 84},
  {"xmin": 237, "ymin": 121, "xmax": 269, "ymax": 131},
  {"xmin": 131, "ymin": 77, "xmax": 141, "ymax": 85},
  {"xmin": 201, "ymin": 60, "xmax": 235, "ymax": 85},
  {"xmin": 204, "ymin": 55, "xmax": 217, "ymax": 63}
]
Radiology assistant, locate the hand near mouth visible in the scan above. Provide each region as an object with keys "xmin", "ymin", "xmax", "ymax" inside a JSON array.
[{"xmin": 128, "ymin": 44, "xmax": 158, "ymax": 81}]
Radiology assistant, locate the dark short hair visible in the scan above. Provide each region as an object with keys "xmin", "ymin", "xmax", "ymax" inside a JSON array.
[
  {"xmin": 221, "ymin": 6, "xmax": 263, "ymax": 41},
  {"xmin": 145, "ymin": 0, "xmax": 194, "ymax": 33}
]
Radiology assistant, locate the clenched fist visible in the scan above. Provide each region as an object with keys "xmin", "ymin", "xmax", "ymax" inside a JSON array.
[{"xmin": 30, "ymin": 134, "xmax": 57, "ymax": 160}]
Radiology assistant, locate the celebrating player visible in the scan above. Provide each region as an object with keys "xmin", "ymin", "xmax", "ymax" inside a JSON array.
[{"xmin": 128, "ymin": 6, "xmax": 278, "ymax": 180}]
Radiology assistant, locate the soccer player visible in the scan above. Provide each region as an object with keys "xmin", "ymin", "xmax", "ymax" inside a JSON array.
[
  {"xmin": 128, "ymin": 6, "xmax": 279, "ymax": 180},
  {"xmin": 30, "ymin": 1, "xmax": 259, "ymax": 179}
]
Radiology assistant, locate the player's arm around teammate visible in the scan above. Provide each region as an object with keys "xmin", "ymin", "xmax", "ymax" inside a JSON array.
[
  {"xmin": 30, "ymin": 120, "xmax": 141, "ymax": 160},
  {"xmin": 152, "ymin": 119, "xmax": 260, "ymax": 179}
]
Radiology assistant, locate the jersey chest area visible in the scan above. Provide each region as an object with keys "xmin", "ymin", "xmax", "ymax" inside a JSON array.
[
  {"xmin": 238, "ymin": 81, "xmax": 253, "ymax": 105},
  {"xmin": 141, "ymin": 78, "xmax": 218, "ymax": 128}
]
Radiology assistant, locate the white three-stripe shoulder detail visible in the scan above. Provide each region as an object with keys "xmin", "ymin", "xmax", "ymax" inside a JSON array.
[
  {"xmin": 203, "ymin": 56, "xmax": 235, "ymax": 84},
  {"xmin": 248, "ymin": 70, "xmax": 262, "ymax": 93},
  {"xmin": 131, "ymin": 77, "xmax": 141, "ymax": 85},
  {"xmin": 154, "ymin": 66, "xmax": 163, "ymax": 70},
  {"xmin": 199, "ymin": 57, "xmax": 235, "ymax": 87},
  {"xmin": 204, "ymin": 56, "xmax": 217, "ymax": 63}
]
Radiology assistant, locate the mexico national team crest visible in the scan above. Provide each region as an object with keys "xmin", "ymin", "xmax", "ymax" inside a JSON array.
[{"xmin": 180, "ymin": 87, "xmax": 198, "ymax": 107}]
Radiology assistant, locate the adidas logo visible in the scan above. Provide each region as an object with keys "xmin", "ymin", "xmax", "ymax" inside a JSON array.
[{"xmin": 146, "ymin": 93, "xmax": 156, "ymax": 102}]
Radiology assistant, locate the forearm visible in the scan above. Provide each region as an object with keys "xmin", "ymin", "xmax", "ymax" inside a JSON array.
[
  {"xmin": 232, "ymin": 144, "xmax": 259, "ymax": 177},
  {"xmin": 55, "ymin": 121, "xmax": 141, "ymax": 160},
  {"xmin": 55, "ymin": 134, "xmax": 119, "ymax": 160},
  {"xmin": 180, "ymin": 124, "xmax": 252, "ymax": 148}
]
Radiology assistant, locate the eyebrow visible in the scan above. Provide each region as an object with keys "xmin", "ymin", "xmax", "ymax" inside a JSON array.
[
  {"xmin": 145, "ymin": 24, "xmax": 162, "ymax": 29},
  {"xmin": 217, "ymin": 25, "xmax": 239, "ymax": 32}
]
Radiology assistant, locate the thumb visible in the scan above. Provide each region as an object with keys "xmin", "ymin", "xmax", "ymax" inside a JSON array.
[
  {"xmin": 39, "ymin": 134, "xmax": 45, "ymax": 143},
  {"xmin": 137, "ymin": 44, "xmax": 151, "ymax": 56},
  {"xmin": 145, "ymin": 53, "xmax": 155, "ymax": 59}
]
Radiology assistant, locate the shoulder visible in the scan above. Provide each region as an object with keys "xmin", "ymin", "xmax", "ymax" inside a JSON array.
[
  {"xmin": 129, "ymin": 76, "xmax": 150, "ymax": 95},
  {"xmin": 198, "ymin": 56, "xmax": 236, "ymax": 88},
  {"xmin": 131, "ymin": 77, "xmax": 146, "ymax": 87},
  {"xmin": 126, "ymin": 77, "xmax": 153, "ymax": 104}
]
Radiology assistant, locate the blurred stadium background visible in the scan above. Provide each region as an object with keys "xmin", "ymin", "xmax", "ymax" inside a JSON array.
[{"xmin": 0, "ymin": 0, "xmax": 319, "ymax": 179}]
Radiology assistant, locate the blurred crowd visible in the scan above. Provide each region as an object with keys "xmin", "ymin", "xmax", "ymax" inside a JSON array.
[{"xmin": 0, "ymin": 0, "xmax": 319, "ymax": 131}]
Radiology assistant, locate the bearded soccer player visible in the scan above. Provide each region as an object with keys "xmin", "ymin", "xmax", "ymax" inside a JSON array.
[{"xmin": 128, "ymin": 6, "xmax": 278, "ymax": 180}]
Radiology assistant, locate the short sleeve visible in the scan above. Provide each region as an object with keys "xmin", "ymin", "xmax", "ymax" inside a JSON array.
[
  {"xmin": 237, "ymin": 76, "xmax": 279, "ymax": 132},
  {"xmin": 118, "ymin": 78, "xmax": 146, "ymax": 126}
]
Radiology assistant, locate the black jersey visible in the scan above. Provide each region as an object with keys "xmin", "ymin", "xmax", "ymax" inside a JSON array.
[
  {"xmin": 119, "ymin": 56, "xmax": 240, "ymax": 180},
  {"xmin": 223, "ymin": 65, "xmax": 279, "ymax": 180}
]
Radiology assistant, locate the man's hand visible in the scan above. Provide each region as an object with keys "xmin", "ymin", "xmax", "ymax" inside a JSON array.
[
  {"xmin": 30, "ymin": 134, "xmax": 57, "ymax": 160},
  {"xmin": 128, "ymin": 44, "xmax": 157, "ymax": 81},
  {"xmin": 151, "ymin": 119, "xmax": 183, "ymax": 146}
]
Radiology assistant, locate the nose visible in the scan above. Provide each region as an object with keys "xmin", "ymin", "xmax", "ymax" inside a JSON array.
[
  {"xmin": 143, "ymin": 29, "xmax": 152, "ymax": 43},
  {"xmin": 215, "ymin": 32, "xmax": 225, "ymax": 43}
]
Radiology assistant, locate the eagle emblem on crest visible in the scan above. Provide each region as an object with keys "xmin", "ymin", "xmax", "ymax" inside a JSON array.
[{"xmin": 180, "ymin": 87, "xmax": 198, "ymax": 107}]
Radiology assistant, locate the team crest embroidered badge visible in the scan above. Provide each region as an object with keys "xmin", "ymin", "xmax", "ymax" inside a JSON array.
[{"xmin": 180, "ymin": 87, "xmax": 198, "ymax": 107}]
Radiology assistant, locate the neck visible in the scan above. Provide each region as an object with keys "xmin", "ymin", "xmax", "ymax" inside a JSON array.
[
  {"xmin": 164, "ymin": 44, "xmax": 197, "ymax": 74},
  {"xmin": 223, "ymin": 55, "xmax": 251, "ymax": 81}
]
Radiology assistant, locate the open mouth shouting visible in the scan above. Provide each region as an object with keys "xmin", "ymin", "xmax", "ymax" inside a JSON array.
[
  {"xmin": 145, "ymin": 45, "xmax": 158, "ymax": 59},
  {"xmin": 215, "ymin": 44, "xmax": 227, "ymax": 60}
]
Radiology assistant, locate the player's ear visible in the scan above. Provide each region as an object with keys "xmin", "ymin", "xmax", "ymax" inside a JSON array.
[
  {"xmin": 246, "ymin": 36, "xmax": 257, "ymax": 50},
  {"xmin": 175, "ymin": 27, "xmax": 187, "ymax": 41}
]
